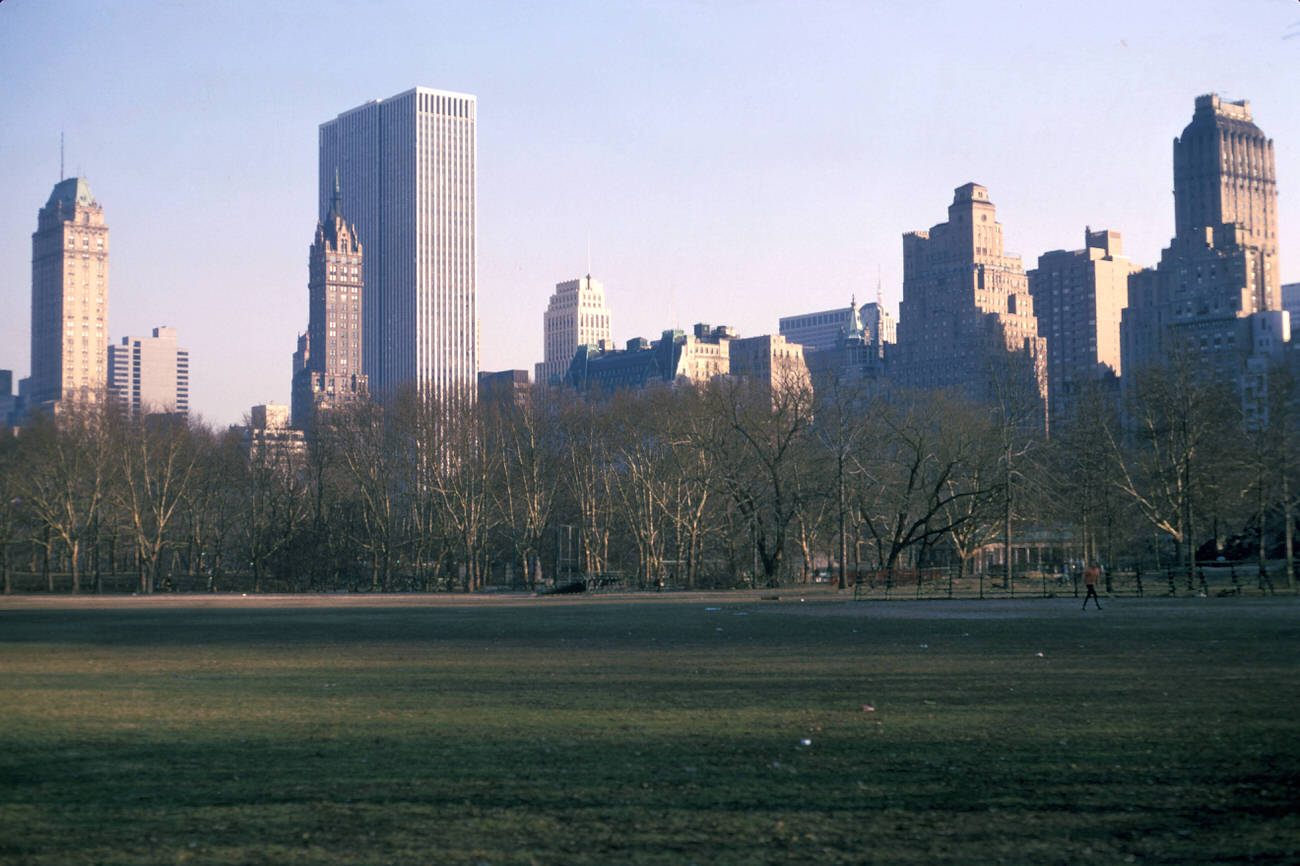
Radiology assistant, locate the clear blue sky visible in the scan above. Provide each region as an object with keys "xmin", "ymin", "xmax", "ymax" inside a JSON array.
[{"xmin": 2, "ymin": 0, "xmax": 1297, "ymax": 426}]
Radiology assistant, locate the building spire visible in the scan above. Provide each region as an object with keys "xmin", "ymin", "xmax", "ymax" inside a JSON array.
[{"xmin": 327, "ymin": 166, "xmax": 343, "ymax": 222}]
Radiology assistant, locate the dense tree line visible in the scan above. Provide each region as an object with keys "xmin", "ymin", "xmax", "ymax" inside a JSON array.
[{"xmin": 2, "ymin": 359, "xmax": 1297, "ymax": 594}]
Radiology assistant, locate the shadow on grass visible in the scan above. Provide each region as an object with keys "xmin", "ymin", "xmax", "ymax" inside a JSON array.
[{"xmin": 1, "ymin": 600, "xmax": 1298, "ymax": 864}]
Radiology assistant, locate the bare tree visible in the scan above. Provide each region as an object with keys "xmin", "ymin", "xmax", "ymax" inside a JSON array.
[
  {"xmin": 178, "ymin": 427, "xmax": 244, "ymax": 591},
  {"xmin": 659, "ymin": 384, "xmax": 725, "ymax": 589},
  {"xmin": 555, "ymin": 392, "xmax": 615, "ymax": 577},
  {"xmin": 986, "ymin": 346, "xmax": 1049, "ymax": 590},
  {"xmin": 238, "ymin": 418, "xmax": 308, "ymax": 592},
  {"xmin": 854, "ymin": 390, "xmax": 996, "ymax": 573},
  {"xmin": 1238, "ymin": 361, "xmax": 1299, "ymax": 590},
  {"xmin": 605, "ymin": 388, "xmax": 678, "ymax": 588},
  {"xmin": 1107, "ymin": 349, "xmax": 1238, "ymax": 584},
  {"xmin": 17, "ymin": 400, "xmax": 119, "ymax": 593},
  {"xmin": 0, "ymin": 429, "xmax": 23, "ymax": 594},
  {"xmin": 809, "ymin": 371, "xmax": 876, "ymax": 589},
  {"xmin": 116, "ymin": 414, "xmax": 200, "ymax": 593},
  {"xmin": 706, "ymin": 367, "xmax": 815, "ymax": 584},
  {"xmin": 331, "ymin": 398, "xmax": 402, "ymax": 591},
  {"xmin": 490, "ymin": 387, "xmax": 560, "ymax": 589},
  {"xmin": 417, "ymin": 389, "xmax": 498, "ymax": 592}
]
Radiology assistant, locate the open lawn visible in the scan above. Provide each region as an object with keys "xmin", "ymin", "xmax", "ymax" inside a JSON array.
[{"xmin": 0, "ymin": 593, "xmax": 1297, "ymax": 865}]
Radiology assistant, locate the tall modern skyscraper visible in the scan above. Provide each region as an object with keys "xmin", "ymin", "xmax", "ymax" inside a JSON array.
[
  {"xmin": 319, "ymin": 87, "xmax": 477, "ymax": 402},
  {"xmin": 108, "ymin": 326, "xmax": 190, "ymax": 418},
  {"xmin": 895, "ymin": 183, "xmax": 1047, "ymax": 417},
  {"xmin": 292, "ymin": 178, "xmax": 369, "ymax": 428},
  {"xmin": 29, "ymin": 177, "xmax": 109, "ymax": 412},
  {"xmin": 536, "ymin": 275, "xmax": 612, "ymax": 385},
  {"xmin": 1028, "ymin": 229, "xmax": 1135, "ymax": 421},
  {"xmin": 1121, "ymin": 94, "xmax": 1283, "ymax": 400}
]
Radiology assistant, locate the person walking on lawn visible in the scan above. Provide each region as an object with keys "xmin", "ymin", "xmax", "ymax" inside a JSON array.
[{"xmin": 1082, "ymin": 562, "xmax": 1103, "ymax": 610}]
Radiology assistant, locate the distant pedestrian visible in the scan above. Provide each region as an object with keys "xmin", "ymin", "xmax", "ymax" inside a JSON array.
[{"xmin": 1082, "ymin": 562, "xmax": 1102, "ymax": 610}]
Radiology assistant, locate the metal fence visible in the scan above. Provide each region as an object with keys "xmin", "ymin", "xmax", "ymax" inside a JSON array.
[
  {"xmin": 851, "ymin": 561, "xmax": 1295, "ymax": 601},
  {"xmin": 3, "ymin": 559, "xmax": 1294, "ymax": 598}
]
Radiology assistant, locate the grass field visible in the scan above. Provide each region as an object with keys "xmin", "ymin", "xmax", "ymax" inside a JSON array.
[{"xmin": 1, "ymin": 592, "xmax": 1297, "ymax": 865}]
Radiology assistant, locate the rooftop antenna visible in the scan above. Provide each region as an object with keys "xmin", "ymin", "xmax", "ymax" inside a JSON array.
[
  {"xmin": 586, "ymin": 231, "xmax": 592, "ymax": 278},
  {"xmin": 60, "ymin": 131, "xmax": 64, "ymax": 181}
]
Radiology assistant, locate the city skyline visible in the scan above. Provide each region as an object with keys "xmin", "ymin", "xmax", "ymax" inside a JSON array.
[{"xmin": 2, "ymin": 1, "xmax": 1298, "ymax": 425}]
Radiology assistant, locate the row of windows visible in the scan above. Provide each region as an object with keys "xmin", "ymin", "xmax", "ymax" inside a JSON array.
[{"xmin": 65, "ymin": 234, "xmax": 105, "ymax": 249}]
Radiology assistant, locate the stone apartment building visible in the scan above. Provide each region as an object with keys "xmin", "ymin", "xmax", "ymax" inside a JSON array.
[
  {"xmin": 1028, "ymin": 229, "xmax": 1135, "ymax": 421},
  {"xmin": 27, "ymin": 177, "xmax": 110, "ymax": 414},
  {"xmin": 894, "ymin": 183, "xmax": 1047, "ymax": 419},
  {"xmin": 1121, "ymin": 94, "xmax": 1284, "ymax": 420},
  {"xmin": 291, "ymin": 179, "xmax": 369, "ymax": 429},
  {"xmin": 536, "ymin": 275, "xmax": 613, "ymax": 386}
]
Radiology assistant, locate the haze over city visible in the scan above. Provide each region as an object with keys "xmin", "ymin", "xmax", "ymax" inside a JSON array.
[{"xmin": 2, "ymin": 0, "xmax": 1298, "ymax": 426}]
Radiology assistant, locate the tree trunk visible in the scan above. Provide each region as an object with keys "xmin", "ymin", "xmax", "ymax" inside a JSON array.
[
  {"xmin": 1282, "ymin": 467, "xmax": 1295, "ymax": 592},
  {"xmin": 43, "ymin": 527, "xmax": 52, "ymax": 593}
]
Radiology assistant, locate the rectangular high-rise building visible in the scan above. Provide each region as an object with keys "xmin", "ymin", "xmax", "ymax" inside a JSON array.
[
  {"xmin": 1028, "ymin": 228, "xmax": 1135, "ymax": 421},
  {"xmin": 108, "ymin": 326, "xmax": 190, "ymax": 418},
  {"xmin": 29, "ymin": 177, "xmax": 109, "ymax": 412},
  {"xmin": 319, "ymin": 87, "xmax": 477, "ymax": 402}
]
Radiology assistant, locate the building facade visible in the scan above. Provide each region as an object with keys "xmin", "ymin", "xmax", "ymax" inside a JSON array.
[
  {"xmin": 730, "ymin": 333, "xmax": 811, "ymax": 400},
  {"xmin": 536, "ymin": 275, "xmax": 612, "ymax": 385},
  {"xmin": 1280, "ymin": 282, "xmax": 1299, "ymax": 325},
  {"xmin": 895, "ymin": 183, "xmax": 1047, "ymax": 416},
  {"xmin": 0, "ymin": 371, "xmax": 15, "ymax": 428},
  {"xmin": 478, "ymin": 369, "xmax": 530, "ymax": 405},
  {"xmin": 28, "ymin": 177, "xmax": 109, "ymax": 413},
  {"xmin": 1174, "ymin": 94, "xmax": 1279, "ymax": 304},
  {"xmin": 566, "ymin": 324, "xmax": 736, "ymax": 394},
  {"xmin": 235, "ymin": 402, "xmax": 307, "ymax": 466},
  {"xmin": 1121, "ymin": 94, "xmax": 1283, "ymax": 394},
  {"xmin": 319, "ymin": 86, "xmax": 477, "ymax": 402},
  {"xmin": 292, "ymin": 180, "xmax": 369, "ymax": 429},
  {"xmin": 108, "ymin": 326, "xmax": 190, "ymax": 418},
  {"xmin": 1028, "ymin": 228, "xmax": 1135, "ymax": 421},
  {"xmin": 778, "ymin": 296, "xmax": 896, "ymax": 355}
]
